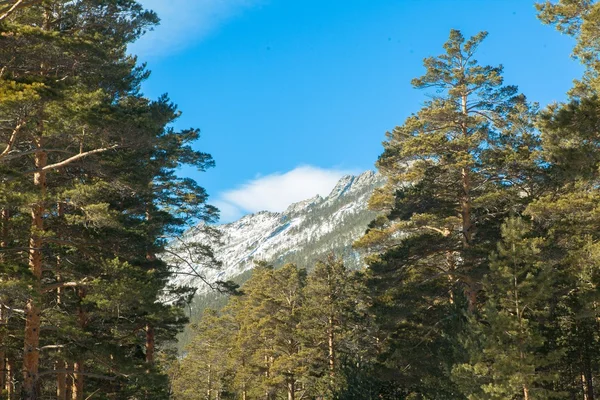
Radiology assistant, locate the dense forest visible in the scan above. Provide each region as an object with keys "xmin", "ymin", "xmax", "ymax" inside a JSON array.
[
  {"xmin": 1, "ymin": 0, "xmax": 600, "ymax": 399},
  {"xmin": 174, "ymin": 1, "xmax": 600, "ymax": 400},
  {"xmin": 0, "ymin": 0, "xmax": 221, "ymax": 398}
]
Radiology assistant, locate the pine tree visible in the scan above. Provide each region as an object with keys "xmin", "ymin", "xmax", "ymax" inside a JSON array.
[
  {"xmin": 0, "ymin": 1, "xmax": 218, "ymax": 397},
  {"xmin": 355, "ymin": 29, "xmax": 540, "ymax": 398},
  {"xmin": 300, "ymin": 254, "xmax": 372, "ymax": 398},
  {"xmin": 453, "ymin": 217, "xmax": 560, "ymax": 399}
]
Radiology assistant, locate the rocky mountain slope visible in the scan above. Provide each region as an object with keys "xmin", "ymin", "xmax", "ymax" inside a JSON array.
[{"xmin": 170, "ymin": 170, "xmax": 385, "ymax": 293}]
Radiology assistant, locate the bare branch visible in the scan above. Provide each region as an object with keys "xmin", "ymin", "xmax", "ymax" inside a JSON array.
[
  {"xmin": 0, "ymin": 119, "xmax": 25, "ymax": 159},
  {"xmin": 39, "ymin": 344, "xmax": 65, "ymax": 351},
  {"xmin": 41, "ymin": 280, "xmax": 88, "ymax": 293},
  {"xmin": 161, "ymin": 248, "xmax": 218, "ymax": 291},
  {"xmin": 41, "ymin": 144, "xmax": 119, "ymax": 171},
  {"xmin": 0, "ymin": 0, "xmax": 42, "ymax": 21},
  {"xmin": 0, "ymin": 0, "xmax": 25, "ymax": 21}
]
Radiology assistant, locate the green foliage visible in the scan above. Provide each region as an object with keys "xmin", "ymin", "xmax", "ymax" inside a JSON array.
[
  {"xmin": 0, "ymin": 1, "xmax": 218, "ymax": 398},
  {"xmin": 172, "ymin": 257, "xmax": 374, "ymax": 400}
]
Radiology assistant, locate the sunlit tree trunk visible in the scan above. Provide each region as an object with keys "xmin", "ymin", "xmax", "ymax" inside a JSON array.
[
  {"xmin": 23, "ymin": 145, "xmax": 47, "ymax": 399},
  {"xmin": 5, "ymin": 357, "xmax": 14, "ymax": 400}
]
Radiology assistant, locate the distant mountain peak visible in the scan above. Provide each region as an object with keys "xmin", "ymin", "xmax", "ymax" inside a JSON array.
[{"xmin": 169, "ymin": 170, "xmax": 384, "ymax": 292}]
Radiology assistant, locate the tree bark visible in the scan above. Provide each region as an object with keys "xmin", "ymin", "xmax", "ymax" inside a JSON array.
[
  {"xmin": 522, "ymin": 384, "xmax": 529, "ymax": 400},
  {"xmin": 460, "ymin": 91, "xmax": 477, "ymax": 313},
  {"xmin": 145, "ymin": 324, "xmax": 154, "ymax": 364},
  {"xmin": 23, "ymin": 148, "xmax": 46, "ymax": 400},
  {"xmin": 582, "ymin": 367, "xmax": 595, "ymax": 400},
  {"xmin": 207, "ymin": 364, "xmax": 212, "ymax": 400},
  {"xmin": 56, "ymin": 359, "xmax": 67, "ymax": 400},
  {"xmin": 460, "ymin": 92, "xmax": 472, "ymax": 249},
  {"xmin": 5, "ymin": 357, "xmax": 13, "ymax": 400},
  {"xmin": 72, "ymin": 289, "xmax": 87, "ymax": 400},
  {"xmin": 71, "ymin": 362, "xmax": 84, "ymax": 400},
  {"xmin": 328, "ymin": 316, "xmax": 335, "ymax": 376},
  {"xmin": 0, "ymin": 353, "xmax": 4, "ymax": 395},
  {"xmin": 287, "ymin": 379, "xmax": 295, "ymax": 400}
]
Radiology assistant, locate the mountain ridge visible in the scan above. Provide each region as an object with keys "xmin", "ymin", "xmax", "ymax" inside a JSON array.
[{"xmin": 169, "ymin": 170, "xmax": 384, "ymax": 293}]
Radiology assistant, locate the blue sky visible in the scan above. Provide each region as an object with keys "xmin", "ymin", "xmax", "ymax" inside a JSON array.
[{"xmin": 132, "ymin": 0, "xmax": 582, "ymax": 222}]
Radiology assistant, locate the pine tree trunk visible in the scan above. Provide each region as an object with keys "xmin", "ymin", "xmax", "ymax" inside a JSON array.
[
  {"xmin": 145, "ymin": 206, "xmax": 156, "ymax": 368},
  {"xmin": 23, "ymin": 148, "xmax": 47, "ymax": 400},
  {"xmin": 71, "ymin": 361, "xmax": 84, "ymax": 400},
  {"xmin": 145, "ymin": 324, "xmax": 154, "ymax": 364},
  {"xmin": 0, "ymin": 353, "xmax": 4, "ymax": 396},
  {"xmin": 264, "ymin": 354, "xmax": 270, "ymax": 400},
  {"xmin": 0, "ymin": 306, "xmax": 5, "ymax": 392},
  {"xmin": 522, "ymin": 384, "xmax": 529, "ymax": 400},
  {"xmin": 460, "ymin": 93, "xmax": 472, "ymax": 248},
  {"xmin": 0, "ymin": 209, "xmax": 7, "ymax": 393},
  {"xmin": 460, "ymin": 92, "xmax": 476, "ymax": 312},
  {"xmin": 287, "ymin": 379, "xmax": 295, "ymax": 400},
  {"xmin": 207, "ymin": 364, "xmax": 212, "ymax": 400},
  {"xmin": 5, "ymin": 357, "xmax": 13, "ymax": 400},
  {"xmin": 56, "ymin": 202, "xmax": 67, "ymax": 400},
  {"xmin": 0, "ymin": 208, "xmax": 8, "ymax": 251},
  {"xmin": 56, "ymin": 360, "xmax": 67, "ymax": 400},
  {"xmin": 72, "ymin": 287, "xmax": 87, "ymax": 400},
  {"xmin": 582, "ymin": 367, "xmax": 595, "ymax": 400},
  {"xmin": 328, "ymin": 316, "xmax": 335, "ymax": 376},
  {"xmin": 65, "ymin": 362, "xmax": 72, "ymax": 400}
]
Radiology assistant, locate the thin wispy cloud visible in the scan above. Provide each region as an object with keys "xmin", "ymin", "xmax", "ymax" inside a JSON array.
[
  {"xmin": 215, "ymin": 166, "xmax": 359, "ymax": 223},
  {"xmin": 132, "ymin": 0, "xmax": 263, "ymax": 58}
]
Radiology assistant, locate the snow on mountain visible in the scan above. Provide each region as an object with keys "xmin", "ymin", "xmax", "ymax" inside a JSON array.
[{"xmin": 169, "ymin": 170, "xmax": 384, "ymax": 292}]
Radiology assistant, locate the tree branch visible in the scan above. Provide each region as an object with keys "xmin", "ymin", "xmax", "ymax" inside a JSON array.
[
  {"xmin": 161, "ymin": 248, "xmax": 217, "ymax": 291},
  {"xmin": 41, "ymin": 280, "xmax": 88, "ymax": 293},
  {"xmin": 0, "ymin": 119, "xmax": 25, "ymax": 159},
  {"xmin": 39, "ymin": 344, "xmax": 65, "ymax": 351},
  {"xmin": 0, "ymin": 0, "xmax": 41, "ymax": 21},
  {"xmin": 41, "ymin": 144, "xmax": 119, "ymax": 171}
]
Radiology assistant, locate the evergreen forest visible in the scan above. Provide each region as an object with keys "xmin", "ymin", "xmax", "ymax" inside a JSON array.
[{"xmin": 2, "ymin": 0, "xmax": 600, "ymax": 399}]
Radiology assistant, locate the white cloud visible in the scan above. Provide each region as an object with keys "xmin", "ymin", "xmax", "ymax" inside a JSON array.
[
  {"xmin": 213, "ymin": 199, "xmax": 245, "ymax": 223},
  {"xmin": 215, "ymin": 166, "xmax": 358, "ymax": 223},
  {"xmin": 131, "ymin": 0, "xmax": 263, "ymax": 58}
]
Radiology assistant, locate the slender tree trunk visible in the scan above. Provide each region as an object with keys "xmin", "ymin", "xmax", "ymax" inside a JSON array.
[
  {"xmin": 144, "ymin": 206, "xmax": 156, "ymax": 368},
  {"xmin": 446, "ymin": 250, "xmax": 455, "ymax": 304},
  {"xmin": 241, "ymin": 357, "xmax": 247, "ymax": 400},
  {"xmin": 0, "ymin": 209, "xmax": 8, "ymax": 392},
  {"xmin": 287, "ymin": 379, "xmax": 295, "ymax": 400},
  {"xmin": 72, "ymin": 288, "xmax": 87, "ymax": 400},
  {"xmin": 145, "ymin": 324, "xmax": 154, "ymax": 364},
  {"xmin": 0, "ymin": 208, "xmax": 8, "ymax": 250},
  {"xmin": 23, "ymin": 147, "xmax": 47, "ymax": 400},
  {"xmin": 0, "ymin": 307, "xmax": 5, "ymax": 392},
  {"xmin": 207, "ymin": 364, "xmax": 212, "ymax": 400},
  {"xmin": 328, "ymin": 316, "xmax": 335, "ymax": 376},
  {"xmin": 5, "ymin": 357, "xmax": 13, "ymax": 400},
  {"xmin": 264, "ymin": 354, "xmax": 272, "ymax": 400},
  {"xmin": 523, "ymin": 384, "xmax": 530, "ymax": 400},
  {"xmin": 0, "ymin": 354, "xmax": 4, "ymax": 397},
  {"xmin": 65, "ymin": 362, "xmax": 72, "ymax": 400},
  {"xmin": 56, "ymin": 201, "xmax": 67, "ymax": 400},
  {"xmin": 460, "ymin": 92, "xmax": 477, "ymax": 312},
  {"xmin": 460, "ymin": 93, "xmax": 472, "ymax": 248},
  {"xmin": 23, "ymin": 8, "xmax": 51, "ymax": 395},
  {"xmin": 56, "ymin": 360, "xmax": 67, "ymax": 400},
  {"xmin": 71, "ymin": 362, "xmax": 84, "ymax": 400},
  {"xmin": 582, "ymin": 366, "xmax": 595, "ymax": 400}
]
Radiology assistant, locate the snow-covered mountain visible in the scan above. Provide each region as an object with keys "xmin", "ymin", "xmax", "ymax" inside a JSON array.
[
  {"xmin": 170, "ymin": 170, "xmax": 385, "ymax": 293},
  {"xmin": 171, "ymin": 170, "xmax": 384, "ymax": 347}
]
